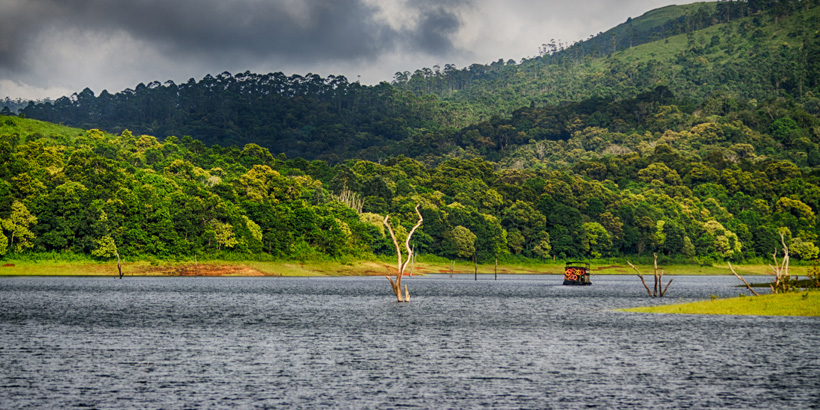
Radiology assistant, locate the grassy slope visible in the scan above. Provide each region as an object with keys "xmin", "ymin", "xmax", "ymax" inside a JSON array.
[
  {"xmin": 601, "ymin": 2, "xmax": 715, "ymax": 45},
  {"xmin": 452, "ymin": 3, "xmax": 818, "ymax": 117},
  {"xmin": 594, "ymin": 6, "xmax": 814, "ymax": 72},
  {"xmin": 621, "ymin": 291, "xmax": 820, "ymax": 316},
  {"xmin": 1, "ymin": 115, "xmax": 87, "ymax": 142}
]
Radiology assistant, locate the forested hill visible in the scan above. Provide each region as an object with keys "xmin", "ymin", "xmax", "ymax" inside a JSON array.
[
  {"xmin": 2, "ymin": 0, "xmax": 820, "ymax": 264},
  {"xmin": 17, "ymin": 73, "xmax": 473, "ymax": 163},
  {"xmin": 15, "ymin": 0, "xmax": 820, "ymax": 165},
  {"xmin": 394, "ymin": 0, "xmax": 820, "ymax": 115},
  {"xmin": 0, "ymin": 115, "xmax": 819, "ymax": 264}
]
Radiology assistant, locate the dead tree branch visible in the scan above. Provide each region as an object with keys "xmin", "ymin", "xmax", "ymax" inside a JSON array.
[
  {"xmin": 728, "ymin": 262, "xmax": 760, "ymax": 296},
  {"xmin": 627, "ymin": 261, "xmax": 653, "ymax": 297},
  {"xmin": 661, "ymin": 278, "xmax": 674, "ymax": 297},
  {"xmin": 628, "ymin": 254, "xmax": 672, "ymax": 297}
]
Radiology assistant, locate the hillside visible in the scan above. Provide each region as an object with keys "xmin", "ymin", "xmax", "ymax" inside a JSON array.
[
  {"xmin": 398, "ymin": 1, "xmax": 819, "ymax": 116},
  {"xmin": 17, "ymin": 73, "xmax": 475, "ymax": 163},
  {"xmin": 2, "ymin": 1, "xmax": 819, "ymax": 263},
  {"xmin": 1, "ymin": 114, "xmax": 818, "ymax": 264},
  {"xmin": 396, "ymin": 1, "xmax": 819, "ymax": 117},
  {"xmin": 14, "ymin": 1, "xmax": 820, "ymax": 168},
  {"xmin": 389, "ymin": 0, "xmax": 820, "ymax": 167},
  {"xmin": 394, "ymin": 1, "xmax": 718, "ymax": 106}
]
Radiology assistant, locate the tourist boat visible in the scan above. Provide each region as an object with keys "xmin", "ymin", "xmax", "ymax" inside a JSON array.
[{"xmin": 563, "ymin": 261, "xmax": 591, "ymax": 286}]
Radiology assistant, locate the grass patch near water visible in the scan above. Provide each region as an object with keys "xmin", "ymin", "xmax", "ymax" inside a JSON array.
[{"xmin": 621, "ymin": 292, "xmax": 820, "ymax": 317}]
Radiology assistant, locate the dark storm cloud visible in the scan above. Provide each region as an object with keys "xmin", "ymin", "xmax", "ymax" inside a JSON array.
[
  {"xmin": 0, "ymin": 1, "xmax": 53, "ymax": 70},
  {"xmin": 412, "ymin": 7, "xmax": 463, "ymax": 54},
  {"xmin": 1, "ymin": 0, "xmax": 701, "ymax": 100},
  {"xmin": 0, "ymin": 0, "xmax": 465, "ymax": 73}
]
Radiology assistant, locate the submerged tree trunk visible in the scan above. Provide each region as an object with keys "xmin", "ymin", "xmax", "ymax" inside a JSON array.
[
  {"xmin": 383, "ymin": 205, "xmax": 423, "ymax": 302},
  {"xmin": 770, "ymin": 233, "xmax": 793, "ymax": 293},
  {"xmin": 628, "ymin": 254, "xmax": 672, "ymax": 297},
  {"xmin": 409, "ymin": 246, "xmax": 415, "ymax": 276},
  {"xmin": 116, "ymin": 250, "xmax": 123, "ymax": 279}
]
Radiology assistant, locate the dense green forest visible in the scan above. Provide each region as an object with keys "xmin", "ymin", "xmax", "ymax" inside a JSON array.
[
  {"xmin": 17, "ymin": 73, "xmax": 472, "ymax": 163},
  {"xmin": 2, "ymin": 0, "xmax": 819, "ymax": 263},
  {"xmin": 1, "ymin": 113, "xmax": 818, "ymax": 263}
]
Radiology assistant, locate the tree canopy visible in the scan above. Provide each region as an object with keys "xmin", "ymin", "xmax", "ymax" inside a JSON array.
[{"xmin": 3, "ymin": 1, "xmax": 820, "ymax": 263}]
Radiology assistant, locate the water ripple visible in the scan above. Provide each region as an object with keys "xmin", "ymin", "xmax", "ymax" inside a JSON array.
[{"xmin": 1, "ymin": 275, "xmax": 818, "ymax": 409}]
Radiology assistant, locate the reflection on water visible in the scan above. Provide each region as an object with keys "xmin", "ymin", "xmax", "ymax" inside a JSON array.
[{"xmin": 1, "ymin": 275, "xmax": 818, "ymax": 409}]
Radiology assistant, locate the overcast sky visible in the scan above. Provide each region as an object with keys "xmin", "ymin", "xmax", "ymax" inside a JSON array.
[{"xmin": 0, "ymin": 0, "xmax": 697, "ymax": 101}]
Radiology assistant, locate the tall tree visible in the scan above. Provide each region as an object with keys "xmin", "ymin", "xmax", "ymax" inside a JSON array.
[{"xmin": 2, "ymin": 201, "xmax": 37, "ymax": 251}]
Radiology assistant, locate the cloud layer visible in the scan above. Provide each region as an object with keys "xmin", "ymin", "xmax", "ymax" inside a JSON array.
[{"xmin": 0, "ymin": 0, "xmax": 694, "ymax": 100}]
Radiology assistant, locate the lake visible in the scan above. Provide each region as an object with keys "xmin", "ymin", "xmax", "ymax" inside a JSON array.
[{"xmin": 1, "ymin": 274, "xmax": 818, "ymax": 409}]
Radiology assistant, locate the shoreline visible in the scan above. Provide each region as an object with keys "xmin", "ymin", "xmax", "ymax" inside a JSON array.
[
  {"xmin": 6, "ymin": 259, "xmax": 816, "ymax": 316},
  {"xmin": 0, "ymin": 259, "xmax": 553, "ymax": 277},
  {"xmin": 0, "ymin": 259, "xmax": 800, "ymax": 277}
]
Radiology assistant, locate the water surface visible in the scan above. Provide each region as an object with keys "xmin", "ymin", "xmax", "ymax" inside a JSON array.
[{"xmin": 1, "ymin": 274, "xmax": 818, "ymax": 409}]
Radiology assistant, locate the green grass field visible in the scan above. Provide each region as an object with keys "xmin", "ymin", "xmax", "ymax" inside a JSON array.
[{"xmin": 621, "ymin": 292, "xmax": 820, "ymax": 317}]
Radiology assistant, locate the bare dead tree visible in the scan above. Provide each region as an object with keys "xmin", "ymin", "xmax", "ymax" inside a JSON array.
[
  {"xmin": 115, "ymin": 250, "xmax": 123, "ymax": 279},
  {"xmin": 769, "ymin": 232, "xmax": 793, "ymax": 293},
  {"xmin": 627, "ymin": 253, "xmax": 672, "ymax": 297},
  {"xmin": 728, "ymin": 262, "xmax": 760, "ymax": 296},
  {"xmin": 332, "ymin": 186, "xmax": 363, "ymax": 214},
  {"xmin": 383, "ymin": 205, "xmax": 423, "ymax": 302}
]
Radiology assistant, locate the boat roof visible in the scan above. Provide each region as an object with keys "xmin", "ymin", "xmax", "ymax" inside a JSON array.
[{"xmin": 565, "ymin": 261, "xmax": 590, "ymax": 267}]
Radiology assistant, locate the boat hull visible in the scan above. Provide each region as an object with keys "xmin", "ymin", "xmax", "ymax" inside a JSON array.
[{"xmin": 562, "ymin": 278, "xmax": 591, "ymax": 286}]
